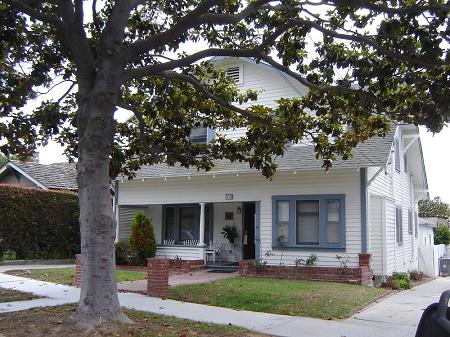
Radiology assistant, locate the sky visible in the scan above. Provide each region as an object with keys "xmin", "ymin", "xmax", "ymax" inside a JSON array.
[{"xmin": 38, "ymin": 123, "xmax": 450, "ymax": 204}]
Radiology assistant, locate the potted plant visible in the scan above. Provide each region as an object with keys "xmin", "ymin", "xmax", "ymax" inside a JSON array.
[{"xmin": 221, "ymin": 225, "xmax": 238, "ymax": 244}]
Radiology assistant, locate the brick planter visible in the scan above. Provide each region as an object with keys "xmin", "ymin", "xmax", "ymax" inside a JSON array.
[
  {"xmin": 169, "ymin": 259, "xmax": 204, "ymax": 273},
  {"xmin": 239, "ymin": 259, "xmax": 372, "ymax": 286},
  {"xmin": 147, "ymin": 257, "xmax": 169, "ymax": 297}
]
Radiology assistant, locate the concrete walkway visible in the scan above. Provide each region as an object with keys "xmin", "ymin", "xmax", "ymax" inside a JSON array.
[
  {"xmin": 346, "ymin": 277, "xmax": 450, "ymax": 337},
  {"xmin": 0, "ymin": 265, "xmax": 449, "ymax": 337}
]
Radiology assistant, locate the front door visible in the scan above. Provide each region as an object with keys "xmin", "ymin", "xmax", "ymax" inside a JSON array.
[{"xmin": 243, "ymin": 202, "xmax": 256, "ymax": 259}]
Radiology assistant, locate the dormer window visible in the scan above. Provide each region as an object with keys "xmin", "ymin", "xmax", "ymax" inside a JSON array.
[
  {"xmin": 190, "ymin": 127, "xmax": 215, "ymax": 144},
  {"xmin": 190, "ymin": 127, "xmax": 207, "ymax": 144},
  {"xmin": 226, "ymin": 64, "xmax": 243, "ymax": 85}
]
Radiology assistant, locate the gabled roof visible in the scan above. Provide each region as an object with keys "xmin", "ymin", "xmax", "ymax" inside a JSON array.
[
  {"xmin": 0, "ymin": 160, "xmax": 78, "ymax": 190},
  {"xmin": 123, "ymin": 128, "xmax": 396, "ymax": 180}
]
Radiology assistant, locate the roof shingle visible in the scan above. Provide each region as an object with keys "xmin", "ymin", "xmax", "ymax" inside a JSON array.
[{"xmin": 128, "ymin": 129, "xmax": 395, "ymax": 179}]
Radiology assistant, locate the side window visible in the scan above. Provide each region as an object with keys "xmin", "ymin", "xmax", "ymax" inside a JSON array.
[
  {"xmin": 394, "ymin": 139, "xmax": 400, "ymax": 172},
  {"xmin": 396, "ymin": 206, "xmax": 403, "ymax": 244},
  {"xmin": 404, "ymin": 154, "xmax": 408, "ymax": 172},
  {"xmin": 414, "ymin": 211, "xmax": 418, "ymax": 238},
  {"xmin": 408, "ymin": 209, "xmax": 413, "ymax": 234},
  {"xmin": 276, "ymin": 201, "xmax": 290, "ymax": 244}
]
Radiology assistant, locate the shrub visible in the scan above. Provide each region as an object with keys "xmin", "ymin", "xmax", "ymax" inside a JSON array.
[
  {"xmin": 129, "ymin": 212, "xmax": 157, "ymax": 266},
  {"xmin": 0, "ymin": 184, "xmax": 80, "ymax": 259},
  {"xmin": 388, "ymin": 272, "xmax": 411, "ymax": 290},
  {"xmin": 434, "ymin": 225, "xmax": 450, "ymax": 245},
  {"xmin": 115, "ymin": 241, "xmax": 137, "ymax": 266},
  {"xmin": 409, "ymin": 270, "xmax": 423, "ymax": 281}
]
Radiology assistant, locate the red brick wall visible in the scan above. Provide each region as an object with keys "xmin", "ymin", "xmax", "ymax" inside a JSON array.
[
  {"xmin": 116, "ymin": 265, "xmax": 147, "ymax": 272},
  {"xmin": 239, "ymin": 258, "xmax": 372, "ymax": 286},
  {"xmin": 74, "ymin": 254, "xmax": 81, "ymax": 286},
  {"xmin": 147, "ymin": 258, "xmax": 169, "ymax": 297},
  {"xmin": 358, "ymin": 253, "xmax": 371, "ymax": 267}
]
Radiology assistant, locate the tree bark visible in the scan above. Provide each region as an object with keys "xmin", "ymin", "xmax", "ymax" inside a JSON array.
[{"xmin": 75, "ymin": 86, "xmax": 129, "ymax": 328}]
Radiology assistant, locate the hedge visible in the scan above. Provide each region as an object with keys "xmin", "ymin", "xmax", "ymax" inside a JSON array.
[{"xmin": 0, "ymin": 184, "xmax": 80, "ymax": 259}]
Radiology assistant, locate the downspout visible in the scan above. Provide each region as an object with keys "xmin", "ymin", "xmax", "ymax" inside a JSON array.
[{"xmin": 360, "ymin": 168, "xmax": 368, "ymax": 253}]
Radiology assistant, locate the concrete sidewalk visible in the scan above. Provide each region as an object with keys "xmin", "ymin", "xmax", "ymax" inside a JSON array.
[
  {"xmin": 346, "ymin": 277, "xmax": 450, "ymax": 337},
  {"xmin": 1, "ymin": 267, "xmax": 449, "ymax": 337}
]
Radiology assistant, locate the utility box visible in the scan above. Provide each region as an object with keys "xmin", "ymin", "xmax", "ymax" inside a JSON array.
[{"xmin": 439, "ymin": 257, "xmax": 450, "ymax": 275}]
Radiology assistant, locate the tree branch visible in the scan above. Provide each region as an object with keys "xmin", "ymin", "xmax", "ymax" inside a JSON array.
[
  {"xmin": 5, "ymin": 0, "xmax": 63, "ymax": 27},
  {"xmin": 160, "ymin": 70, "xmax": 269, "ymax": 124},
  {"xmin": 125, "ymin": 0, "xmax": 272, "ymax": 62},
  {"xmin": 336, "ymin": 0, "xmax": 450, "ymax": 15},
  {"xmin": 294, "ymin": 18, "xmax": 448, "ymax": 68}
]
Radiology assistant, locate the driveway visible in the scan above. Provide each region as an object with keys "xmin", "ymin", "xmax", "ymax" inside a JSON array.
[{"xmin": 346, "ymin": 277, "xmax": 450, "ymax": 337}]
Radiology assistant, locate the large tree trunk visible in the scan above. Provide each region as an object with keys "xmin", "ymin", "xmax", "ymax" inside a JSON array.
[{"xmin": 75, "ymin": 87, "xmax": 129, "ymax": 328}]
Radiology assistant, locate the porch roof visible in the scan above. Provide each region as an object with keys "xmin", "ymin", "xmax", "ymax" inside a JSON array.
[{"xmin": 122, "ymin": 128, "xmax": 395, "ymax": 179}]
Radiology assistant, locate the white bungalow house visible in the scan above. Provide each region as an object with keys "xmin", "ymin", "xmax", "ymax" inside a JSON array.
[{"xmin": 115, "ymin": 57, "xmax": 429, "ymax": 278}]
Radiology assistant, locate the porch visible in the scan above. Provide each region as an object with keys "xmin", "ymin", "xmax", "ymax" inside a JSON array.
[{"xmin": 116, "ymin": 201, "xmax": 259, "ymax": 264}]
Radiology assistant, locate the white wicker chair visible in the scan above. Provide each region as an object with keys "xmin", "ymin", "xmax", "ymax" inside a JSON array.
[{"xmin": 205, "ymin": 240, "xmax": 222, "ymax": 263}]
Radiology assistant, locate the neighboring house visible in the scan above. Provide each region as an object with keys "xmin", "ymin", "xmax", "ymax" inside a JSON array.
[
  {"xmin": 115, "ymin": 57, "xmax": 429, "ymax": 279},
  {"xmin": 0, "ymin": 160, "xmax": 78, "ymax": 191},
  {"xmin": 422, "ymin": 216, "xmax": 449, "ymax": 228},
  {"xmin": 418, "ymin": 218, "xmax": 435, "ymax": 247}
]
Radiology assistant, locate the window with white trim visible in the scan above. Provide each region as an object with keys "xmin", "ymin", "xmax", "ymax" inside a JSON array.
[
  {"xmin": 408, "ymin": 209, "xmax": 413, "ymax": 234},
  {"xmin": 414, "ymin": 211, "xmax": 418, "ymax": 238},
  {"xmin": 396, "ymin": 206, "xmax": 403, "ymax": 244},
  {"xmin": 273, "ymin": 195, "xmax": 345, "ymax": 249}
]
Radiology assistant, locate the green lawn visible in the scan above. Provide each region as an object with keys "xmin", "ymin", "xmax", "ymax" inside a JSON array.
[
  {"xmin": 168, "ymin": 277, "xmax": 390, "ymax": 319},
  {"xmin": 0, "ymin": 288, "xmax": 39, "ymax": 303},
  {"xmin": 18, "ymin": 268, "xmax": 147, "ymax": 286},
  {"xmin": 0, "ymin": 305, "xmax": 267, "ymax": 337}
]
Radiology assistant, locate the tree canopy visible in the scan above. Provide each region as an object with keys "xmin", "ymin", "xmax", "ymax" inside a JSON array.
[
  {"xmin": 2, "ymin": 0, "xmax": 449, "ymax": 178},
  {"xmin": 419, "ymin": 197, "xmax": 450, "ymax": 219}
]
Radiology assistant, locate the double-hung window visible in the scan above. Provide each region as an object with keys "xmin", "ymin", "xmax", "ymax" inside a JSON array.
[
  {"xmin": 273, "ymin": 195, "xmax": 345, "ymax": 249},
  {"xmin": 396, "ymin": 206, "xmax": 403, "ymax": 244},
  {"xmin": 163, "ymin": 204, "xmax": 200, "ymax": 243},
  {"xmin": 408, "ymin": 208, "xmax": 413, "ymax": 234}
]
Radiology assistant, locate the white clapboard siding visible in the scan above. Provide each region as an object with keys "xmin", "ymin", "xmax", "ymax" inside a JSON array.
[
  {"xmin": 119, "ymin": 168, "xmax": 362, "ymax": 268},
  {"xmin": 368, "ymin": 196, "xmax": 384, "ymax": 275},
  {"xmin": 367, "ymin": 126, "xmax": 419, "ymax": 276},
  {"xmin": 214, "ymin": 58, "xmax": 308, "ymax": 140}
]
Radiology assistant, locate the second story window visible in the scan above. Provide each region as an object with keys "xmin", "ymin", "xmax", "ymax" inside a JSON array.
[{"xmin": 190, "ymin": 127, "xmax": 208, "ymax": 144}]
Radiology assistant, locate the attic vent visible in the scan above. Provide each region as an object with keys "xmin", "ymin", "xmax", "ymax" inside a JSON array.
[{"xmin": 226, "ymin": 65, "xmax": 243, "ymax": 84}]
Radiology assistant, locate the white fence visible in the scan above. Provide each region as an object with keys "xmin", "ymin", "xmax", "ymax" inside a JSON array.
[{"xmin": 418, "ymin": 244, "xmax": 447, "ymax": 277}]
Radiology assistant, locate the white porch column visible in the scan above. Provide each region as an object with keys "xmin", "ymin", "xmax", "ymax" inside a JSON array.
[{"xmin": 199, "ymin": 202, "xmax": 206, "ymax": 246}]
